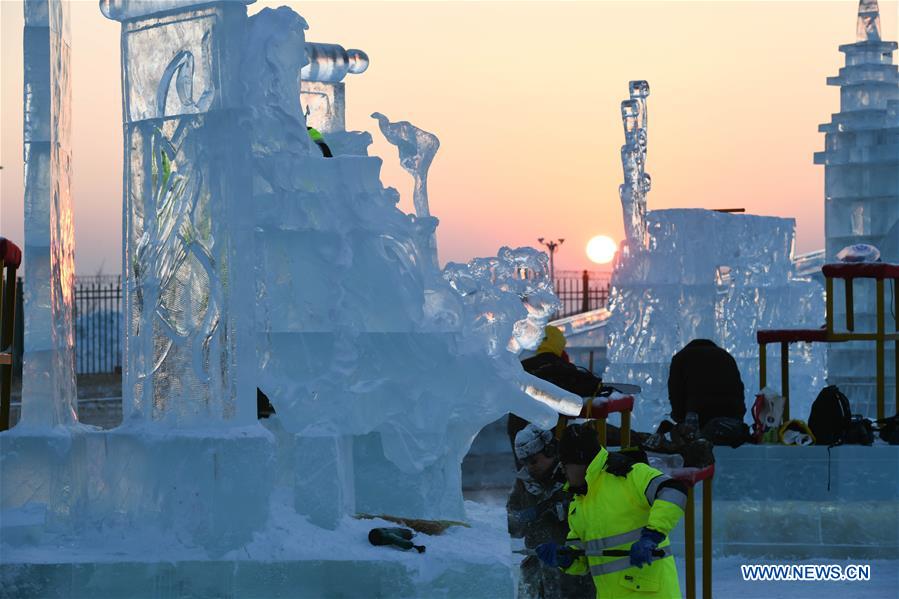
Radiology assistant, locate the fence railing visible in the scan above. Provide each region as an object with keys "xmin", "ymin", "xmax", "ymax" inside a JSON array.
[
  {"xmin": 73, "ymin": 276, "xmax": 122, "ymax": 374},
  {"xmin": 553, "ymin": 270, "xmax": 611, "ymax": 319},
  {"xmin": 12, "ymin": 275, "xmax": 123, "ymax": 376}
]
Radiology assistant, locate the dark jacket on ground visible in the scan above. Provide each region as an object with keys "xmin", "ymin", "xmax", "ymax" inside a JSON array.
[
  {"xmin": 667, "ymin": 339, "xmax": 746, "ymax": 428},
  {"xmin": 520, "ymin": 352, "xmax": 604, "ymax": 398}
]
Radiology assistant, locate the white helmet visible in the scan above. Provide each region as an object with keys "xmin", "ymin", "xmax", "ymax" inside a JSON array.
[{"xmin": 515, "ymin": 424, "xmax": 554, "ymax": 461}]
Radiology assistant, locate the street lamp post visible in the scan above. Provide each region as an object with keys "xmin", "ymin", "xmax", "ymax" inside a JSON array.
[{"xmin": 537, "ymin": 237, "xmax": 565, "ymax": 284}]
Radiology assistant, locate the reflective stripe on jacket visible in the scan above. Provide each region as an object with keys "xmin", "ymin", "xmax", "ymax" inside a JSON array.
[{"xmin": 562, "ymin": 447, "xmax": 686, "ymax": 598}]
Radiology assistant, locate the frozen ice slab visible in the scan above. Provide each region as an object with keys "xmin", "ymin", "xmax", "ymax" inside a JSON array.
[
  {"xmin": 0, "ymin": 426, "xmax": 275, "ymax": 557},
  {"xmin": 0, "ymin": 500, "xmax": 517, "ymax": 599}
]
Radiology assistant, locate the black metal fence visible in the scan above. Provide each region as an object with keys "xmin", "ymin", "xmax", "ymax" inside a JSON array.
[
  {"xmin": 73, "ymin": 276, "xmax": 122, "ymax": 374},
  {"xmin": 553, "ymin": 270, "xmax": 611, "ymax": 319},
  {"xmin": 11, "ymin": 275, "xmax": 123, "ymax": 376}
]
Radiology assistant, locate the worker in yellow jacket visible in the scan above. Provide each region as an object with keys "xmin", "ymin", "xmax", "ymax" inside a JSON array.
[{"xmin": 536, "ymin": 424, "xmax": 687, "ymax": 598}]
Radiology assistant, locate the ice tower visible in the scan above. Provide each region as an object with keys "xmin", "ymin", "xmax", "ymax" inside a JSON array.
[{"xmin": 815, "ymin": 0, "xmax": 899, "ymax": 416}]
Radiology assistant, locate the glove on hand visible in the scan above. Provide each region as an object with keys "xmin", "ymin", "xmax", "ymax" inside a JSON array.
[
  {"xmin": 536, "ymin": 542, "xmax": 575, "ymax": 568},
  {"xmin": 629, "ymin": 529, "xmax": 666, "ymax": 568}
]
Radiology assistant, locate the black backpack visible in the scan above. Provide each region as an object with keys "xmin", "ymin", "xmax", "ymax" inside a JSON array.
[
  {"xmin": 808, "ymin": 386, "xmax": 852, "ymax": 446},
  {"xmin": 843, "ymin": 416, "xmax": 875, "ymax": 446},
  {"xmin": 875, "ymin": 415, "xmax": 899, "ymax": 445}
]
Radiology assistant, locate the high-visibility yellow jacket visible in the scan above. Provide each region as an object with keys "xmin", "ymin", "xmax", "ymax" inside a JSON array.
[{"xmin": 562, "ymin": 448, "xmax": 686, "ymax": 598}]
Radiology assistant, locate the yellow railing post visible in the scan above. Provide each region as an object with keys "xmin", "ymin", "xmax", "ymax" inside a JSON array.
[
  {"xmin": 620, "ymin": 410, "xmax": 631, "ymax": 448},
  {"xmin": 685, "ymin": 486, "xmax": 696, "ymax": 599},
  {"xmin": 780, "ymin": 341, "xmax": 790, "ymax": 421},
  {"xmin": 702, "ymin": 478, "xmax": 713, "ymax": 599}
]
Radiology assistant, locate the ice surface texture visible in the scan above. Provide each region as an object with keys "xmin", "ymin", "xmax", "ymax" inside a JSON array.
[
  {"xmin": 20, "ymin": 0, "xmax": 78, "ymax": 428},
  {"xmin": 816, "ymin": 0, "xmax": 898, "ymax": 416}
]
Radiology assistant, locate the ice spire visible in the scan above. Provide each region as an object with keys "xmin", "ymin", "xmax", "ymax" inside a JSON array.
[
  {"xmin": 618, "ymin": 80, "xmax": 651, "ymax": 252},
  {"xmin": 371, "ymin": 112, "xmax": 441, "ymax": 269},
  {"xmin": 856, "ymin": 0, "xmax": 881, "ymax": 42}
]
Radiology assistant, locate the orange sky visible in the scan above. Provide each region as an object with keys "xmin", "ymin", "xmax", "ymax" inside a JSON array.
[{"xmin": 2, "ymin": 1, "xmax": 897, "ymax": 275}]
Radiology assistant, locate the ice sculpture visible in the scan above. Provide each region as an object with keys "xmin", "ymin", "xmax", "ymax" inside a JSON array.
[
  {"xmin": 618, "ymin": 80, "xmax": 651, "ymax": 251},
  {"xmin": 372, "ymin": 112, "xmax": 441, "ymax": 269},
  {"xmin": 249, "ymin": 7, "xmax": 575, "ymax": 523},
  {"xmin": 20, "ymin": 0, "xmax": 78, "ymax": 428},
  {"xmin": 815, "ymin": 0, "xmax": 898, "ymax": 417},
  {"xmin": 108, "ymin": 0, "xmax": 257, "ymax": 426},
  {"xmin": 2, "ymin": 4, "xmax": 580, "ymax": 594},
  {"xmin": 604, "ymin": 83, "xmax": 826, "ymax": 428}
]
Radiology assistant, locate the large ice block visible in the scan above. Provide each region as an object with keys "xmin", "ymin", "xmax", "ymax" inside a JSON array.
[
  {"xmin": 20, "ymin": 0, "xmax": 78, "ymax": 429},
  {"xmin": 112, "ymin": 1, "xmax": 256, "ymax": 427}
]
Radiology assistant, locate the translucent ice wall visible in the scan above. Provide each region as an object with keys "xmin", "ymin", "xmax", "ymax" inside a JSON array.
[
  {"xmin": 372, "ymin": 112, "xmax": 441, "ymax": 270},
  {"xmin": 247, "ymin": 7, "xmax": 577, "ymax": 520},
  {"xmin": 815, "ymin": 0, "xmax": 898, "ymax": 417},
  {"xmin": 105, "ymin": 0, "xmax": 257, "ymax": 426},
  {"xmin": 20, "ymin": 0, "xmax": 78, "ymax": 428},
  {"xmin": 604, "ymin": 209, "xmax": 826, "ymax": 428}
]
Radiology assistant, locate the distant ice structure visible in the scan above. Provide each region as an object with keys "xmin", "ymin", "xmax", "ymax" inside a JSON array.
[
  {"xmin": 604, "ymin": 82, "xmax": 826, "ymax": 429},
  {"xmin": 20, "ymin": 0, "xmax": 78, "ymax": 427},
  {"xmin": 815, "ymin": 0, "xmax": 898, "ymax": 417},
  {"xmin": 372, "ymin": 112, "xmax": 441, "ymax": 270}
]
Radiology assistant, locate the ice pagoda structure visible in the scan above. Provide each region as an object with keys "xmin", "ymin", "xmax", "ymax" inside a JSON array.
[{"xmin": 814, "ymin": 0, "xmax": 899, "ymax": 417}]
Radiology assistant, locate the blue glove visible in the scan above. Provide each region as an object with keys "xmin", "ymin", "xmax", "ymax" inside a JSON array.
[
  {"xmin": 629, "ymin": 529, "xmax": 666, "ymax": 568},
  {"xmin": 535, "ymin": 542, "xmax": 575, "ymax": 568}
]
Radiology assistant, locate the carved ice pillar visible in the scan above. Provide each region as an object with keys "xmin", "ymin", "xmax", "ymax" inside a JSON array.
[
  {"xmin": 20, "ymin": 0, "xmax": 78, "ymax": 427},
  {"xmin": 101, "ymin": 0, "xmax": 256, "ymax": 427}
]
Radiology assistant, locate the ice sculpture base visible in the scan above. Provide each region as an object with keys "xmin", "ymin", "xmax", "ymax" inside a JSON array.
[
  {"xmin": 0, "ymin": 426, "xmax": 276, "ymax": 558},
  {"xmin": 0, "ymin": 500, "xmax": 516, "ymax": 599}
]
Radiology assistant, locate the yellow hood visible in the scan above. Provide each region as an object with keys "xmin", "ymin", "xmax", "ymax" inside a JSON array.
[{"xmin": 536, "ymin": 325, "xmax": 566, "ymax": 357}]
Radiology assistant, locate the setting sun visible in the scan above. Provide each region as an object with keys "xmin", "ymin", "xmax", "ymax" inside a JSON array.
[{"xmin": 586, "ymin": 235, "xmax": 618, "ymax": 264}]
